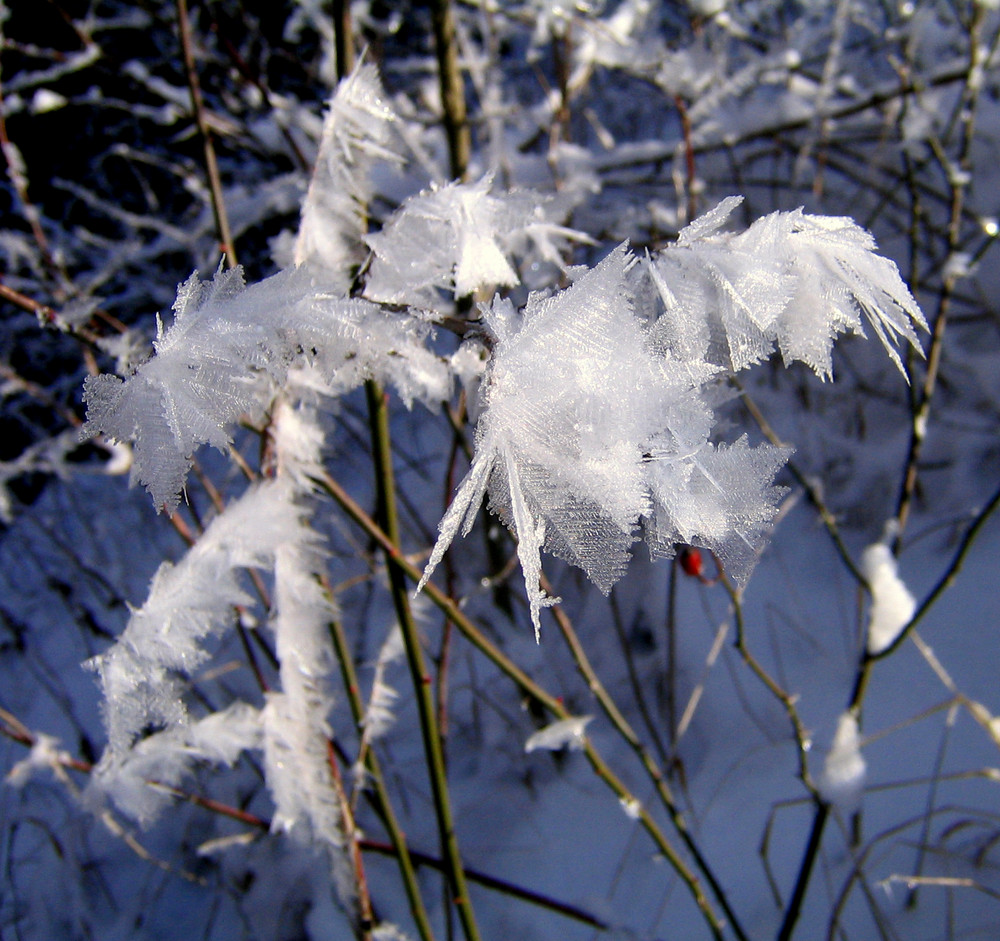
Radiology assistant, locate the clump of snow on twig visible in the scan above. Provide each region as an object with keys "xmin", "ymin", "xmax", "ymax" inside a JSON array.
[
  {"xmin": 863, "ymin": 542, "xmax": 917, "ymax": 655},
  {"xmin": 525, "ymin": 715, "xmax": 594, "ymax": 752},
  {"xmin": 818, "ymin": 711, "xmax": 866, "ymax": 814}
]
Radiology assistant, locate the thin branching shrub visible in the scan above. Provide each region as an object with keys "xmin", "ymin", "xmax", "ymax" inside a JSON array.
[{"xmin": 4, "ymin": 3, "xmax": 1000, "ymax": 940}]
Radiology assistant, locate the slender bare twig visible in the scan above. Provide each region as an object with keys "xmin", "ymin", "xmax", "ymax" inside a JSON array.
[
  {"xmin": 176, "ymin": 0, "xmax": 237, "ymax": 267},
  {"xmin": 314, "ymin": 467, "xmax": 733, "ymax": 941}
]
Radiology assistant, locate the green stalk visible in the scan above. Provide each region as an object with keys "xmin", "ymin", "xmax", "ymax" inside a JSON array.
[
  {"xmin": 316, "ymin": 464, "xmax": 729, "ymax": 940},
  {"xmin": 430, "ymin": 0, "xmax": 470, "ymax": 180},
  {"xmin": 328, "ymin": 615, "xmax": 437, "ymax": 941},
  {"xmin": 364, "ymin": 380, "xmax": 481, "ymax": 941}
]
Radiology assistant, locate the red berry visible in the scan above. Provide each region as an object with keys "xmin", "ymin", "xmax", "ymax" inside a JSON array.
[{"xmin": 679, "ymin": 546, "xmax": 703, "ymax": 578}]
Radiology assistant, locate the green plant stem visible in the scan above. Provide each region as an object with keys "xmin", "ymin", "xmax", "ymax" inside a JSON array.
[
  {"xmin": 316, "ymin": 465, "xmax": 730, "ymax": 940},
  {"xmin": 364, "ymin": 380, "xmax": 481, "ymax": 941},
  {"xmin": 331, "ymin": 0, "xmax": 355, "ymax": 80},
  {"xmin": 713, "ymin": 571, "xmax": 821, "ymax": 941},
  {"xmin": 725, "ymin": 586, "xmax": 827, "ymax": 941},
  {"xmin": 328, "ymin": 615, "xmax": 437, "ymax": 941},
  {"xmin": 430, "ymin": 0, "xmax": 470, "ymax": 180}
]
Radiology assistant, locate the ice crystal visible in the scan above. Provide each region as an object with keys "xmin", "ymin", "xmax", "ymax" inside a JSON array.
[
  {"xmin": 364, "ymin": 175, "xmax": 588, "ymax": 306},
  {"xmin": 88, "ymin": 480, "xmax": 303, "ymax": 755},
  {"xmin": 643, "ymin": 196, "xmax": 928, "ymax": 379},
  {"xmin": 83, "ymin": 265, "xmax": 451, "ymax": 512},
  {"xmin": 294, "ymin": 61, "xmax": 402, "ymax": 287},
  {"xmin": 525, "ymin": 715, "xmax": 594, "ymax": 753},
  {"xmin": 419, "ymin": 245, "xmax": 686, "ymax": 637}
]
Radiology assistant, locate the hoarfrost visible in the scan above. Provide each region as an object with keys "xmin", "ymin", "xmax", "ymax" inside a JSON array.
[
  {"xmin": 419, "ymin": 242, "xmax": 793, "ymax": 635},
  {"xmin": 6, "ymin": 734, "xmax": 68, "ymax": 787},
  {"xmin": 525, "ymin": 715, "xmax": 594, "ymax": 752},
  {"xmin": 643, "ymin": 196, "xmax": 928, "ymax": 379},
  {"xmin": 88, "ymin": 480, "xmax": 303, "ymax": 756},
  {"xmin": 360, "ymin": 624, "xmax": 406, "ymax": 745},
  {"xmin": 419, "ymin": 245, "xmax": 682, "ymax": 637},
  {"xmin": 645, "ymin": 435, "xmax": 791, "ymax": 587},
  {"xmin": 863, "ymin": 542, "xmax": 917, "ymax": 655},
  {"xmin": 83, "ymin": 265, "xmax": 451, "ymax": 512},
  {"xmin": 293, "ymin": 62, "xmax": 402, "ymax": 287},
  {"xmin": 817, "ymin": 712, "xmax": 866, "ymax": 814},
  {"xmin": 90, "ymin": 702, "xmax": 262, "ymax": 825},
  {"xmin": 365, "ymin": 175, "xmax": 588, "ymax": 305}
]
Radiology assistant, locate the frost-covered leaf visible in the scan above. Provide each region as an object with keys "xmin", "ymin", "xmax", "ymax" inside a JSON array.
[
  {"xmin": 83, "ymin": 265, "xmax": 451, "ymax": 512},
  {"xmin": 294, "ymin": 61, "xmax": 402, "ymax": 286},
  {"xmin": 419, "ymin": 245, "xmax": 712, "ymax": 637},
  {"xmin": 365, "ymin": 175, "xmax": 589, "ymax": 306},
  {"xmin": 82, "ymin": 265, "xmax": 267, "ymax": 512},
  {"xmin": 644, "ymin": 196, "xmax": 928, "ymax": 379}
]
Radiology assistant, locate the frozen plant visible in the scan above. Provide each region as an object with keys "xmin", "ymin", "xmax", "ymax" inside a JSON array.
[
  {"xmin": 33, "ymin": 12, "xmax": 952, "ymax": 933},
  {"xmin": 80, "ymin": 59, "xmax": 930, "ymax": 826},
  {"xmin": 418, "ymin": 201, "xmax": 927, "ymax": 636}
]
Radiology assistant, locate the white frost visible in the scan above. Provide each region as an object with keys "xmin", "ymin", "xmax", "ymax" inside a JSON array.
[
  {"xmin": 5, "ymin": 734, "xmax": 67, "ymax": 787},
  {"xmin": 293, "ymin": 61, "xmax": 401, "ymax": 287},
  {"xmin": 525, "ymin": 715, "xmax": 593, "ymax": 752},
  {"xmin": 863, "ymin": 542, "xmax": 917, "ymax": 655},
  {"xmin": 817, "ymin": 712, "xmax": 866, "ymax": 814},
  {"xmin": 642, "ymin": 196, "xmax": 928, "ymax": 380}
]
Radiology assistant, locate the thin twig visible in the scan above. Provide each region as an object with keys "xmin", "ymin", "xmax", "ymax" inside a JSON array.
[
  {"xmin": 364, "ymin": 380, "xmax": 482, "ymax": 941},
  {"xmin": 430, "ymin": 0, "xmax": 470, "ymax": 181},
  {"xmin": 315, "ymin": 466, "xmax": 733, "ymax": 941},
  {"xmin": 176, "ymin": 0, "xmax": 237, "ymax": 267}
]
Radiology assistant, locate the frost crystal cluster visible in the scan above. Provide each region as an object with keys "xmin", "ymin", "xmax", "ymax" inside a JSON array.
[
  {"xmin": 418, "ymin": 202, "xmax": 926, "ymax": 635},
  {"xmin": 77, "ymin": 57, "xmax": 928, "ymax": 898}
]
